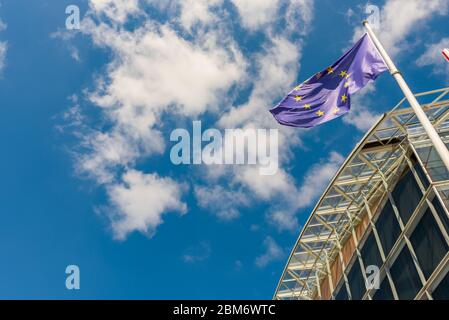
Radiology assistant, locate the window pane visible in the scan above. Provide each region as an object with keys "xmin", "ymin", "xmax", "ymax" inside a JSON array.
[
  {"xmin": 391, "ymin": 168, "xmax": 423, "ymax": 225},
  {"xmin": 347, "ymin": 260, "xmax": 366, "ymax": 300},
  {"xmin": 334, "ymin": 283, "xmax": 349, "ymax": 300},
  {"xmin": 414, "ymin": 145, "xmax": 449, "ymax": 182},
  {"xmin": 432, "ymin": 271, "xmax": 449, "ymax": 299},
  {"xmin": 433, "ymin": 197, "xmax": 449, "ymax": 235},
  {"xmin": 390, "ymin": 247, "xmax": 422, "ymax": 300},
  {"xmin": 373, "ymin": 278, "xmax": 394, "ymax": 300},
  {"xmin": 410, "ymin": 208, "xmax": 449, "ymax": 279},
  {"xmin": 375, "ymin": 201, "xmax": 401, "ymax": 257},
  {"xmin": 361, "ymin": 232, "xmax": 383, "ymax": 271},
  {"xmin": 414, "ymin": 162, "xmax": 430, "ymax": 190}
]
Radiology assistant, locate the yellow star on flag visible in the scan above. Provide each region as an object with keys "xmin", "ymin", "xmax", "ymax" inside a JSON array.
[
  {"xmin": 295, "ymin": 95, "xmax": 303, "ymax": 102},
  {"xmin": 341, "ymin": 94, "xmax": 348, "ymax": 103},
  {"xmin": 316, "ymin": 110, "xmax": 324, "ymax": 117},
  {"xmin": 344, "ymin": 81, "xmax": 350, "ymax": 88},
  {"xmin": 339, "ymin": 70, "xmax": 348, "ymax": 78},
  {"xmin": 294, "ymin": 84, "xmax": 302, "ymax": 91},
  {"xmin": 333, "ymin": 107, "xmax": 340, "ymax": 114},
  {"xmin": 304, "ymin": 104, "xmax": 311, "ymax": 110},
  {"xmin": 327, "ymin": 67, "xmax": 334, "ymax": 74}
]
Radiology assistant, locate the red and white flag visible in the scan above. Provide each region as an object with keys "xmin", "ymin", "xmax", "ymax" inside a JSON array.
[{"xmin": 443, "ymin": 48, "xmax": 449, "ymax": 62}]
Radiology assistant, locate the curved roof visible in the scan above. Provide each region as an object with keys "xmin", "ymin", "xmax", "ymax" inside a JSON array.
[{"xmin": 274, "ymin": 87, "xmax": 449, "ymax": 300}]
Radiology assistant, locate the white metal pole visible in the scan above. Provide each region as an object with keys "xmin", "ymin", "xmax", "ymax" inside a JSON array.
[{"xmin": 363, "ymin": 20, "xmax": 449, "ymax": 173}]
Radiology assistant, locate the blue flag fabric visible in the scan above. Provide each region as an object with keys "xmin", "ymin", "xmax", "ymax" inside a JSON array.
[{"xmin": 270, "ymin": 34, "xmax": 388, "ymax": 128}]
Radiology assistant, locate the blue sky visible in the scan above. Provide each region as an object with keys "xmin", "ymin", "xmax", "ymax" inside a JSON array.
[{"xmin": 0, "ymin": 0, "xmax": 448, "ymax": 299}]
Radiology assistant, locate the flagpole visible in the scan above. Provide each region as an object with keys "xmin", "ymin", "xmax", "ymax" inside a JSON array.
[{"xmin": 363, "ymin": 20, "xmax": 449, "ymax": 173}]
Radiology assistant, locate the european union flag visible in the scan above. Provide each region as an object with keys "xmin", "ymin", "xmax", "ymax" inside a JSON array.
[{"xmin": 270, "ymin": 34, "xmax": 388, "ymax": 128}]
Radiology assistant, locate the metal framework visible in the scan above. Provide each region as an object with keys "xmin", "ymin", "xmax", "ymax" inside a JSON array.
[{"xmin": 274, "ymin": 87, "xmax": 449, "ymax": 300}]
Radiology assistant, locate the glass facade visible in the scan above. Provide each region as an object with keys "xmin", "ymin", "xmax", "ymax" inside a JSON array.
[
  {"xmin": 331, "ymin": 161, "xmax": 449, "ymax": 300},
  {"xmin": 274, "ymin": 88, "xmax": 449, "ymax": 300}
]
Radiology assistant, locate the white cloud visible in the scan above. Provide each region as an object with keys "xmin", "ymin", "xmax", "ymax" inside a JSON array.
[
  {"xmin": 50, "ymin": 29, "xmax": 82, "ymax": 62},
  {"xmin": 0, "ymin": 18, "xmax": 5, "ymax": 32},
  {"xmin": 231, "ymin": 0, "xmax": 281, "ymax": 31},
  {"xmin": 107, "ymin": 170, "xmax": 186, "ymax": 240},
  {"xmin": 199, "ymin": 149, "xmax": 343, "ymax": 233},
  {"xmin": 380, "ymin": 0, "xmax": 448, "ymax": 56},
  {"xmin": 0, "ymin": 13, "xmax": 6, "ymax": 73},
  {"xmin": 80, "ymin": 9, "xmax": 245, "ymax": 169},
  {"xmin": 267, "ymin": 151, "xmax": 344, "ymax": 231},
  {"xmin": 0, "ymin": 41, "xmax": 6, "ymax": 72},
  {"xmin": 77, "ymin": 20, "xmax": 245, "ymax": 184},
  {"xmin": 89, "ymin": 0, "xmax": 140, "ymax": 24},
  {"xmin": 296, "ymin": 151, "xmax": 344, "ymax": 208},
  {"xmin": 234, "ymin": 166, "xmax": 295, "ymax": 201},
  {"xmin": 285, "ymin": 0, "xmax": 314, "ymax": 35},
  {"xmin": 77, "ymin": 130, "xmax": 147, "ymax": 184},
  {"xmin": 342, "ymin": 103, "xmax": 380, "ymax": 132},
  {"xmin": 177, "ymin": 0, "xmax": 223, "ymax": 31},
  {"xmin": 86, "ymin": 22, "xmax": 245, "ymax": 117},
  {"xmin": 71, "ymin": 0, "xmax": 248, "ymax": 238},
  {"xmin": 182, "ymin": 242, "xmax": 211, "ymax": 263},
  {"xmin": 234, "ymin": 260, "xmax": 243, "ymax": 271},
  {"xmin": 255, "ymin": 236, "xmax": 284, "ymax": 267},
  {"xmin": 231, "ymin": 0, "xmax": 314, "ymax": 34},
  {"xmin": 353, "ymin": 0, "xmax": 449, "ymax": 56},
  {"xmin": 342, "ymin": 84, "xmax": 380, "ymax": 132},
  {"xmin": 417, "ymin": 37, "xmax": 449, "ymax": 80},
  {"xmin": 194, "ymin": 185, "xmax": 249, "ymax": 221},
  {"xmin": 268, "ymin": 209, "xmax": 299, "ymax": 232}
]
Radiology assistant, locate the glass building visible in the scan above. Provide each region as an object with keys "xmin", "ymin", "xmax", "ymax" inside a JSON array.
[{"xmin": 274, "ymin": 88, "xmax": 449, "ymax": 300}]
